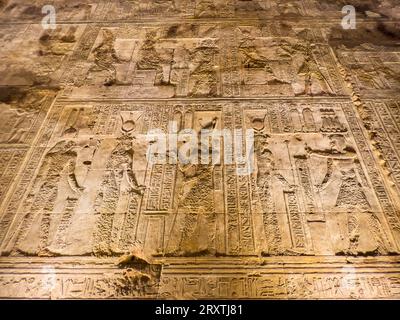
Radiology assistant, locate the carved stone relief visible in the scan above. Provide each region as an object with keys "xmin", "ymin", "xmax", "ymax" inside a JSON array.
[{"xmin": 0, "ymin": 0, "xmax": 400, "ymax": 299}]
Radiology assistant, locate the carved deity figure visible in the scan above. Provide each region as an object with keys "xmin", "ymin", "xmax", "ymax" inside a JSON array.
[
  {"xmin": 172, "ymin": 161, "xmax": 216, "ymax": 255},
  {"xmin": 0, "ymin": 105, "xmax": 37, "ymax": 143},
  {"xmin": 194, "ymin": 0, "xmax": 218, "ymax": 17},
  {"xmin": 16, "ymin": 140, "xmax": 91, "ymax": 256},
  {"xmin": 166, "ymin": 118, "xmax": 218, "ymax": 256},
  {"xmin": 357, "ymin": 62, "xmax": 400, "ymax": 90},
  {"xmin": 305, "ymin": 134, "xmax": 390, "ymax": 255},
  {"xmin": 93, "ymin": 134, "xmax": 145, "ymax": 255},
  {"xmin": 0, "ymin": 89, "xmax": 47, "ymax": 144},
  {"xmin": 253, "ymin": 130, "xmax": 293, "ymax": 255},
  {"xmin": 188, "ymin": 40, "xmax": 219, "ymax": 97},
  {"xmin": 239, "ymin": 37, "xmax": 287, "ymax": 85},
  {"xmin": 277, "ymin": 0, "xmax": 303, "ymax": 15},
  {"xmin": 133, "ymin": 0, "xmax": 177, "ymax": 14},
  {"xmin": 250, "ymin": 112, "xmax": 293, "ymax": 255},
  {"xmin": 333, "ymin": 168, "xmax": 389, "ymax": 256},
  {"xmin": 137, "ymin": 31, "xmax": 163, "ymax": 79},
  {"xmin": 136, "ymin": 30, "xmax": 178, "ymax": 87},
  {"xmin": 297, "ymin": 44, "xmax": 334, "ymax": 95},
  {"xmin": 88, "ymin": 29, "xmax": 120, "ymax": 86}
]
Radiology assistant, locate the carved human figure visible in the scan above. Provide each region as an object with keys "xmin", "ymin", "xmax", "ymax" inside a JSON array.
[
  {"xmin": 239, "ymin": 38, "xmax": 286, "ymax": 85},
  {"xmin": 297, "ymin": 44, "xmax": 334, "ymax": 95},
  {"xmin": 166, "ymin": 120, "xmax": 218, "ymax": 256},
  {"xmin": 136, "ymin": 31, "xmax": 165, "ymax": 83},
  {"xmin": 1, "ymin": 89, "xmax": 49, "ymax": 143},
  {"xmin": 93, "ymin": 134, "xmax": 145, "ymax": 255},
  {"xmin": 195, "ymin": 0, "xmax": 218, "ymax": 17},
  {"xmin": 333, "ymin": 167, "xmax": 389, "ymax": 255},
  {"xmin": 88, "ymin": 29, "xmax": 120, "ymax": 86},
  {"xmin": 169, "ymin": 46, "xmax": 191, "ymax": 95},
  {"xmin": 16, "ymin": 140, "xmax": 89, "ymax": 255},
  {"xmin": 0, "ymin": 105, "xmax": 38, "ymax": 143},
  {"xmin": 173, "ymin": 161, "xmax": 216, "ymax": 255},
  {"xmin": 188, "ymin": 40, "xmax": 219, "ymax": 96},
  {"xmin": 254, "ymin": 132, "xmax": 293, "ymax": 255},
  {"xmin": 39, "ymin": 26, "xmax": 77, "ymax": 56},
  {"xmin": 133, "ymin": 0, "xmax": 178, "ymax": 14},
  {"xmin": 350, "ymin": 56, "xmax": 400, "ymax": 90},
  {"xmin": 305, "ymin": 134, "xmax": 390, "ymax": 255},
  {"xmin": 277, "ymin": 0, "xmax": 302, "ymax": 15}
]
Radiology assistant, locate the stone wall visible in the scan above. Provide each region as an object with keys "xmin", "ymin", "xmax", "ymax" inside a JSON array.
[{"xmin": 0, "ymin": 0, "xmax": 400, "ymax": 299}]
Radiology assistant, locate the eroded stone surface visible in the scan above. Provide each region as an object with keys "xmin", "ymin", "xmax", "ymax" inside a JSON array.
[{"xmin": 0, "ymin": 0, "xmax": 400, "ymax": 299}]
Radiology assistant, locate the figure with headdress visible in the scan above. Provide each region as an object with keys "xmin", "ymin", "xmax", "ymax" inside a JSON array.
[
  {"xmin": 93, "ymin": 116, "xmax": 145, "ymax": 255},
  {"xmin": 16, "ymin": 140, "xmax": 85, "ymax": 255}
]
